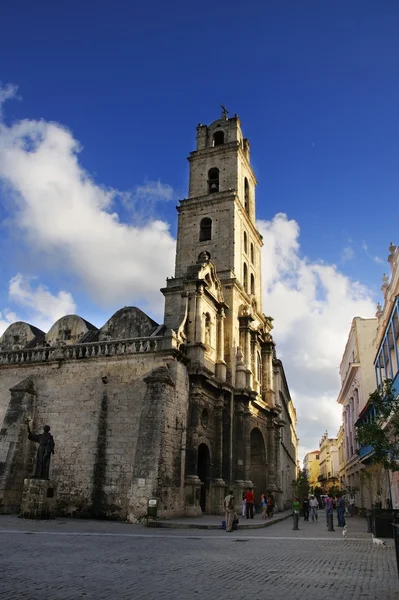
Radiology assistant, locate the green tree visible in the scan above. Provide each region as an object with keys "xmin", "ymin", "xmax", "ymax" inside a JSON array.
[
  {"xmin": 292, "ymin": 469, "xmax": 310, "ymax": 501},
  {"xmin": 356, "ymin": 379, "xmax": 399, "ymax": 472}
]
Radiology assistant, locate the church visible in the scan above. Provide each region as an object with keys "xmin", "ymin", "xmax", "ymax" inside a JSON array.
[{"xmin": 0, "ymin": 112, "xmax": 298, "ymax": 521}]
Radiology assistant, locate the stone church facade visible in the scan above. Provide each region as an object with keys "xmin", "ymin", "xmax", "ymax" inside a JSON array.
[{"xmin": 0, "ymin": 113, "xmax": 297, "ymax": 521}]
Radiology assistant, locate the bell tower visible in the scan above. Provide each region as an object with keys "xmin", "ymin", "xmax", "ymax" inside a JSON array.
[{"xmin": 162, "ymin": 110, "xmax": 274, "ymax": 395}]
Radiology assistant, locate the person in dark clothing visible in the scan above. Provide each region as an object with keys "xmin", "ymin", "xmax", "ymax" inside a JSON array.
[{"xmin": 302, "ymin": 496, "xmax": 310, "ymax": 521}]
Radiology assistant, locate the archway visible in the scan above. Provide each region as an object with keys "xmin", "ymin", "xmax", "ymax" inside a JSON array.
[
  {"xmin": 197, "ymin": 443, "xmax": 211, "ymax": 513},
  {"xmin": 250, "ymin": 428, "xmax": 266, "ymax": 505}
]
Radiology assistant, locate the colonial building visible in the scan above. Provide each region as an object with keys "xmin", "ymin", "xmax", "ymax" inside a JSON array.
[
  {"xmin": 336, "ymin": 317, "xmax": 377, "ymax": 501},
  {"xmin": 0, "ymin": 112, "xmax": 297, "ymax": 520},
  {"xmin": 318, "ymin": 432, "xmax": 339, "ymax": 491},
  {"xmin": 356, "ymin": 243, "xmax": 399, "ymax": 507},
  {"xmin": 303, "ymin": 450, "xmax": 320, "ymax": 490}
]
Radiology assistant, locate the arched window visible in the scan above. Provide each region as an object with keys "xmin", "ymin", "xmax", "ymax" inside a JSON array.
[
  {"xmin": 243, "ymin": 231, "xmax": 248, "ymax": 254},
  {"xmin": 213, "ymin": 131, "xmax": 224, "ymax": 146},
  {"xmin": 250, "ymin": 243, "xmax": 254, "ymax": 264},
  {"xmin": 244, "ymin": 178, "xmax": 250, "ymax": 214},
  {"xmin": 208, "ymin": 168, "xmax": 219, "ymax": 194},
  {"xmin": 250, "ymin": 274, "xmax": 255, "ymax": 295},
  {"xmin": 199, "ymin": 218, "xmax": 212, "ymax": 241},
  {"xmin": 243, "ymin": 263, "xmax": 248, "ymax": 292}
]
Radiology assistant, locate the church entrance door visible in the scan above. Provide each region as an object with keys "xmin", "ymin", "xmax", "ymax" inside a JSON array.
[
  {"xmin": 197, "ymin": 443, "xmax": 210, "ymax": 513},
  {"xmin": 250, "ymin": 428, "xmax": 267, "ymax": 505}
]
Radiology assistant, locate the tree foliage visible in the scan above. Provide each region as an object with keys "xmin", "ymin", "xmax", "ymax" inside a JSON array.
[
  {"xmin": 291, "ymin": 469, "xmax": 310, "ymax": 500},
  {"xmin": 356, "ymin": 379, "xmax": 399, "ymax": 472}
]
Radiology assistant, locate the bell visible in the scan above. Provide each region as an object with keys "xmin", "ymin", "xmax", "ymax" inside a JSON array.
[{"xmin": 211, "ymin": 183, "xmax": 218, "ymax": 192}]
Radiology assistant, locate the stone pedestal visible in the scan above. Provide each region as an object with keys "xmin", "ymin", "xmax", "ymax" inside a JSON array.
[
  {"xmin": 19, "ymin": 479, "xmax": 56, "ymax": 520},
  {"xmin": 234, "ymin": 480, "xmax": 247, "ymax": 514},
  {"xmin": 211, "ymin": 479, "xmax": 226, "ymax": 515},
  {"xmin": 184, "ymin": 475, "xmax": 202, "ymax": 517}
]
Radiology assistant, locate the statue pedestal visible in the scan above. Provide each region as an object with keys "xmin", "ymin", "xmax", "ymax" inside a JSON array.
[{"xmin": 19, "ymin": 479, "xmax": 56, "ymax": 520}]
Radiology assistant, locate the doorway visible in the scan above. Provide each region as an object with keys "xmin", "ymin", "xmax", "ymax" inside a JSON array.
[
  {"xmin": 197, "ymin": 443, "xmax": 210, "ymax": 513},
  {"xmin": 250, "ymin": 428, "xmax": 267, "ymax": 503}
]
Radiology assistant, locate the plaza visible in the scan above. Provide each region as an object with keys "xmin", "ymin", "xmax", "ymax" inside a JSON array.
[{"xmin": 0, "ymin": 514, "xmax": 397, "ymax": 600}]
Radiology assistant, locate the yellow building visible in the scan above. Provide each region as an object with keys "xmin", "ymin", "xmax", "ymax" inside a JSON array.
[{"xmin": 303, "ymin": 450, "xmax": 320, "ymax": 489}]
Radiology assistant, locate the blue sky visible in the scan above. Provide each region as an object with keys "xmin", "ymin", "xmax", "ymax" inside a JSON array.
[{"xmin": 0, "ymin": 0, "xmax": 398, "ymax": 457}]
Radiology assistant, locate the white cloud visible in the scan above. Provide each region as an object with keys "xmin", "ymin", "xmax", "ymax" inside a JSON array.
[
  {"xmin": 0, "ymin": 96, "xmax": 176, "ymax": 316},
  {"xmin": 259, "ymin": 214, "xmax": 376, "ymax": 462},
  {"xmin": 0, "ymin": 274, "xmax": 76, "ymax": 336},
  {"xmin": 0, "ymin": 82, "xmax": 19, "ymax": 119},
  {"xmin": 362, "ymin": 240, "xmax": 386, "ymax": 266},
  {"xmin": 341, "ymin": 246, "xmax": 355, "ymax": 262}
]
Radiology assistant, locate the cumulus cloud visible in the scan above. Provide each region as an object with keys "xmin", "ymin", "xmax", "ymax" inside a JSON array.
[
  {"xmin": 259, "ymin": 214, "xmax": 376, "ymax": 461},
  {"xmin": 0, "ymin": 82, "xmax": 19, "ymax": 119},
  {"xmin": 341, "ymin": 246, "xmax": 355, "ymax": 262},
  {"xmin": 0, "ymin": 100, "xmax": 176, "ymax": 316},
  {"xmin": 0, "ymin": 274, "xmax": 76, "ymax": 336}
]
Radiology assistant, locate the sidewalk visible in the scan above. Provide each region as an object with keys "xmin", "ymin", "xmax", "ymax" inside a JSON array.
[{"xmin": 156, "ymin": 509, "xmax": 292, "ymax": 529}]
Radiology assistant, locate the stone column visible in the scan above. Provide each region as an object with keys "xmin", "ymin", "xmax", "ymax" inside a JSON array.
[
  {"xmin": 243, "ymin": 402, "xmax": 252, "ymax": 485},
  {"xmin": 245, "ymin": 328, "xmax": 253, "ymax": 389},
  {"xmin": 267, "ymin": 423, "xmax": 278, "ymax": 493},
  {"xmin": 215, "ymin": 308, "xmax": 227, "ymax": 382},
  {"xmin": 184, "ymin": 387, "xmax": 203, "ymax": 517},
  {"xmin": 262, "ymin": 345, "xmax": 275, "ymax": 408},
  {"xmin": 0, "ymin": 377, "xmax": 37, "ymax": 515},
  {"xmin": 195, "ymin": 284, "xmax": 204, "ymax": 344},
  {"xmin": 211, "ymin": 396, "xmax": 226, "ymax": 514},
  {"xmin": 274, "ymin": 428, "xmax": 283, "ymax": 511}
]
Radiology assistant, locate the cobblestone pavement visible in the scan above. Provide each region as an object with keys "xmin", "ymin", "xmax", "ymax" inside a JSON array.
[{"xmin": 0, "ymin": 515, "xmax": 397, "ymax": 600}]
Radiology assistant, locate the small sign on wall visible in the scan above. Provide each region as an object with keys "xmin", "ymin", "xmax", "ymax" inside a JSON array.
[{"xmin": 137, "ymin": 478, "xmax": 146, "ymax": 486}]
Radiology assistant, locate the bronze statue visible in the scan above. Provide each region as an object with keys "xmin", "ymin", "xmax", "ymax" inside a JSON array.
[{"xmin": 26, "ymin": 420, "xmax": 55, "ymax": 479}]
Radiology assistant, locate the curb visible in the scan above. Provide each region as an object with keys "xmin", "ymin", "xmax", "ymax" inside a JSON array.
[{"xmin": 156, "ymin": 512, "xmax": 292, "ymax": 530}]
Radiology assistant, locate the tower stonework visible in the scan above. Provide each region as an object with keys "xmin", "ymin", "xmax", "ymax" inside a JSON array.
[{"xmin": 0, "ymin": 113, "xmax": 297, "ymax": 521}]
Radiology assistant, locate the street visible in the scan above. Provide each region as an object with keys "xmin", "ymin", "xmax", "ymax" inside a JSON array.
[{"xmin": 0, "ymin": 514, "xmax": 397, "ymax": 600}]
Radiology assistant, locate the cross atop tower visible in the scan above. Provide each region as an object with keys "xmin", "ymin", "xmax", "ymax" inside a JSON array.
[{"xmin": 220, "ymin": 104, "xmax": 229, "ymax": 120}]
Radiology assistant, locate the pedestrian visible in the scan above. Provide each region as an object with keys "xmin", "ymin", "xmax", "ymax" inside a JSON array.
[
  {"xmin": 241, "ymin": 493, "xmax": 246, "ymax": 518},
  {"xmin": 223, "ymin": 490, "xmax": 236, "ymax": 532},
  {"xmin": 266, "ymin": 494, "xmax": 274, "ymax": 519},
  {"xmin": 309, "ymin": 495, "xmax": 318, "ymax": 521},
  {"xmin": 302, "ymin": 495, "xmax": 310, "ymax": 521},
  {"xmin": 337, "ymin": 495, "xmax": 346, "ymax": 527},
  {"xmin": 260, "ymin": 492, "xmax": 267, "ymax": 520},
  {"xmin": 245, "ymin": 487, "xmax": 255, "ymax": 519},
  {"xmin": 325, "ymin": 493, "xmax": 334, "ymax": 526}
]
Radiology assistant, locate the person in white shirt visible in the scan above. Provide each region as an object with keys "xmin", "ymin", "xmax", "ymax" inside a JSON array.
[{"xmin": 309, "ymin": 495, "xmax": 319, "ymax": 521}]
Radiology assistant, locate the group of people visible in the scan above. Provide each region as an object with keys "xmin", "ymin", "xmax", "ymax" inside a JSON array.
[
  {"xmin": 223, "ymin": 488, "xmax": 275, "ymax": 532},
  {"xmin": 292, "ymin": 492, "xmax": 346, "ymax": 527}
]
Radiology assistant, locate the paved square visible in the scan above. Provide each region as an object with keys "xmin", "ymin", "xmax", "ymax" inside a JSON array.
[{"xmin": 0, "ymin": 515, "xmax": 397, "ymax": 599}]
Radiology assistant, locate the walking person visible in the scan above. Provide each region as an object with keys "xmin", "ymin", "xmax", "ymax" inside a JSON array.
[
  {"xmin": 302, "ymin": 495, "xmax": 310, "ymax": 521},
  {"xmin": 260, "ymin": 492, "xmax": 267, "ymax": 520},
  {"xmin": 337, "ymin": 495, "xmax": 346, "ymax": 527},
  {"xmin": 309, "ymin": 495, "xmax": 318, "ymax": 521},
  {"xmin": 266, "ymin": 494, "xmax": 274, "ymax": 519},
  {"xmin": 241, "ymin": 493, "xmax": 246, "ymax": 518},
  {"xmin": 245, "ymin": 487, "xmax": 255, "ymax": 519},
  {"xmin": 325, "ymin": 493, "xmax": 334, "ymax": 526},
  {"xmin": 223, "ymin": 490, "xmax": 236, "ymax": 532}
]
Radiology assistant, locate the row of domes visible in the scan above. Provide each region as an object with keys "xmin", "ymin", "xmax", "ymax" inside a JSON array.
[{"xmin": 0, "ymin": 307, "xmax": 162, "ymax": 352}]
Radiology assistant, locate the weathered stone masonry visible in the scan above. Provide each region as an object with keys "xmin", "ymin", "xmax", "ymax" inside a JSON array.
[{"xmin": 0, "ymin": 112, "xmax": 297, "ymax": 520}]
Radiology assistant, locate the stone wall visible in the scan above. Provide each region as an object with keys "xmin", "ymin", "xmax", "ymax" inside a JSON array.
[{"xmin": 0, "ymin": 351, "xmax": 189, "ymax": 520}]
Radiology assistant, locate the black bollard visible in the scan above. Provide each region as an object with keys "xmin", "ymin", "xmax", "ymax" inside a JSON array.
[
  {"xmin": 293, "ymin": 512, "xmax": 299, "ymax": 530},
  {"xmin": 327, "ymin": 511, "xmax": 334, "ymax": 532}
]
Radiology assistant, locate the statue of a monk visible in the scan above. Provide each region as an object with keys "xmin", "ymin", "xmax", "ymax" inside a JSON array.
[{"xmin": 26, "ymin": 421, "xmax": 55, "ymax": 479}]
